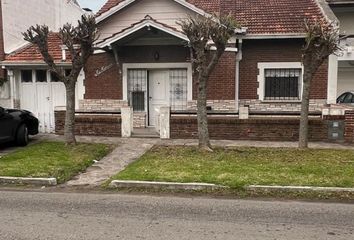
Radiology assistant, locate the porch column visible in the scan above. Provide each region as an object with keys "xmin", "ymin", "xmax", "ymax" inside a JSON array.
[
  {"xmin": 159, "ymin": 106, "xmax": 170, "ymax": 139},
  {"xmin": 8, "ymin": 69, "xmax": 15, "ymax": 108},
  {"xmin": 327, "ymin": 54, "xmax": 338, "ymax": 104},
  {"xmin": 121, "ymin": 107, "xmax": 133, "ymax": 137}
]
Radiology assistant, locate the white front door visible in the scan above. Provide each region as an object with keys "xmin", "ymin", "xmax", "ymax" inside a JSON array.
[{"xmin": 149, "ymin": 70, "xmax": 169, "ymax": 126}]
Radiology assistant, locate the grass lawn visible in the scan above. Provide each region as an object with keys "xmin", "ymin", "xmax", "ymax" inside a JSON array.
[
  {"xmin": 113, "ymin": 146, "xmax": 354, "ymax": 189},
  {"xmin": 0, "ymin": 141, "xmax": 112, "ymax": 183}
]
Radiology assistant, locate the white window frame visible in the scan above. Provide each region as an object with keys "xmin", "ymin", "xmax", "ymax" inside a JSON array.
[{"xmin": 257, "ymin": 62, "xmax": 304, "ymax": 102}]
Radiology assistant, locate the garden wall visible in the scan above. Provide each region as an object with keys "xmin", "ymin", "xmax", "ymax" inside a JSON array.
[
  {"xmin": 55, "ymin": 110, "xmax": 122, "ymax": 137},
  {"xmin": 170, "ymin": 115, "xmax": 332, "ymax": 142}
]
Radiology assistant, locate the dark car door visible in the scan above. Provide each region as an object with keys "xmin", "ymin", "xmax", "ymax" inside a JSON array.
[{"xmin": 0, "ymin": 107, "xmax": 15, "ymax": 142}]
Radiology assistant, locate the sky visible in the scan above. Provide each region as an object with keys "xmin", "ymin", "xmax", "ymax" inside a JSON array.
[{"xmin": 77, "ymin": 0, "xmax": 107, "ymax": 12}]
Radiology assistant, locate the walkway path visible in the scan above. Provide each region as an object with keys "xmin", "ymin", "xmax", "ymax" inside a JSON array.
[
  {"xmin": 158, "ymin": 139, "xmax": 354, "ymax": 150},
  {"xmin": 66, "ymin": 138, "xmax": 158, "ymax": 187}
]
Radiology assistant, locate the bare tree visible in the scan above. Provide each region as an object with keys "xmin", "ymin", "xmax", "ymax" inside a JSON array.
[
  {"xmin": 178, "ymin": 14, "xmax": 238, "ymax": 151},
  {"xmin": 23, "ymin": 15, "xmax": 97, "ymax": 144},
  {"xmin": 299, "ymin": 20, "xmax": 340, "ymax": 148}
]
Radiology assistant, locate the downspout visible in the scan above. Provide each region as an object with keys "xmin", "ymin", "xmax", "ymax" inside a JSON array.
[
  {"xmin": 0, "ymin": 0, "xmax": 5, "ymax": 70},
  {"xmin": 235, "ymin": 39, "xmax": 243, "ymax": 112}
]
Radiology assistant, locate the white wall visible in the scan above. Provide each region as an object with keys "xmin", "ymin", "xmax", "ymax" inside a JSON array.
[
  {"xmin": 98, "ymin": 0, "xmax": 196, "ymax": 41},
  {"xmin": 336, "ymin": 11, "xmax": 354, "ymax": 35},
  {"xmin": 2, "ymin": 0, "xmax": 84, "ymax": 54},
  {"xmin": 337, "ymin": 67, "xmax": 354, "ymax": 96}
]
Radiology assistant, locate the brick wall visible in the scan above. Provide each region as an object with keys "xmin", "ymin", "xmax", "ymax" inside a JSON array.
[
  {"xmin": 170, "ymin": 115, "xmax": 329, "ymax": 141},
  {"xmin": 84, "ymin": 52, "xmax": 122, "ymax": 99},
  {"xmin": 133, "ymin": 112, "xmax": 146, "ymax": 128},
  {"xmin": 192, "ymin": 52, "xmax": 236, "ymax": 100},
  {"xmin": 55, "ymin": 111, "xmax": 122, "ymax": 137},
  {"xmin": 79, "ymin": 99, "xmax": 128, "ymax": 111},
  {"xmin": 239, "ymin": 39, "xmax": 328, "ymax": 100},
  {"xmin": 344, "ymin": 110, "xmax": 354, "ymax": 143}
]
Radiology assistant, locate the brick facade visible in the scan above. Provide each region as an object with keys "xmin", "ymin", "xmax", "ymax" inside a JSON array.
[
  {"xmin": 239, "ymin": 39, "xmax": 328, "ymax": 100},
  {"xmin": 84, "ymin": 53, "xmax": 122, "ymax": 99},
  {"xmin": 55, "ymin": 111, "xmax": 122, "ymax": 137},
  {"xmin": 79, "ymin": 99, "xmax": 128, "ymax": 111},
  {"xmin": 192, "ymin": 52, "xmax": 236, "ymax": 100},
  {"xmin": 344, "ymin": 110, "xmax": 354, "ymax": 143},
  {"xmin": 170, "ymin": 115, "xmax": 329, "ymax": 141}
]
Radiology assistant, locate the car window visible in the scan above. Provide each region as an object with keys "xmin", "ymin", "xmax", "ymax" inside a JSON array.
[
  {"xmin": 337, "ymin": 93, "xmax": 347, "ymax": 103},
  {"xmin": 343, "ymin": 93, "xmax": 353, "ymax": 103}
]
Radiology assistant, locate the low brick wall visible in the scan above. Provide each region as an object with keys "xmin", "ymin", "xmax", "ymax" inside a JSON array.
[
  {"xmin": 345, "ymin": 110, "xmax": 354, "ymax": 143},
  {"xmin": 55, "ymin": 111, "xmax": 122, "ymax": 137},
  {"xmin": 170, "ymin": 115, "xmax": 329, "ymax": 141}
]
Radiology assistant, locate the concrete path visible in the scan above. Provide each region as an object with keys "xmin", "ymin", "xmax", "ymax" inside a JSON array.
[
  {"xmin": 66, "ymin": 138, "xmax": 158, "ymax": 187},
  {"xmin": 159, "ymin": 139, "xmax": 354, "ymax": 149}
]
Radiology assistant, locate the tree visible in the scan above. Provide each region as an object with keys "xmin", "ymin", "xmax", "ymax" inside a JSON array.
[
  {"xmin": 23, "ymin": 15, "xmax": 97, "ymax": 144},
  {"xmin": 299, "ymin": 20, "xmax": 340, "ymax": 148},
  {"xmin": 178, "ymin": 14, "xmax": 238, "ymax": 151}
]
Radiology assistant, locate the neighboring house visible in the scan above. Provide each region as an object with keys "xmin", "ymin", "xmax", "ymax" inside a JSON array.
[
  {"xmin": 1, "ymin": 0, "xmax": 350, "ymax": 141},
  {"xmin": 0, "ymin": 0, "xmax": 84, "ymax": 132},
  {"xmin": 326, "ymin": 0, "xmax": 354, "ymax": 98}
]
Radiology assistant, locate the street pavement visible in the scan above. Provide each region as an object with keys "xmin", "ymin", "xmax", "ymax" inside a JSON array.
[{"xmin": 0, "ymin": 190, "xmax": 353, "ymax": 240}]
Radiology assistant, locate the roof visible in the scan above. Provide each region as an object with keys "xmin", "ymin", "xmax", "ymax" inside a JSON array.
[
  {"xmin": 3, "ymin": 33, "xmax": 71, "ymax": 64},
  {"xmin": 96, "ymin": 0, "xmax": 327, "ymax": 35}
]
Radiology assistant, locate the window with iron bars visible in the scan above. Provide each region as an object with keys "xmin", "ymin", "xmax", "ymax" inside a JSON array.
[
  {"xmin": 264, "ymin": 68, "xmax": 302, "ymax": 100},
  {"xmin": 128, "ymin": 69, "xmax": 147, "ymax": 112}
]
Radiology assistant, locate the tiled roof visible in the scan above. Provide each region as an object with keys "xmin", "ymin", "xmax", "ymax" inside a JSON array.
[
  {"xmin": 96, "ymin": 0, "xmax": 327, "ymax": 35},
  {"xmin": 234, "ymin": 0, "xmax": 326, "ymax": 34},
  {"xmin": 4, "ymin": 33, "xmax": 70, "ymax": 63}
]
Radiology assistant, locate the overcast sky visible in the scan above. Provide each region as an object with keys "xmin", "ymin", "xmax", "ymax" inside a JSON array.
[{"xmin": 77, "ymin": 0, "xmax": 106, "ymax": 12}]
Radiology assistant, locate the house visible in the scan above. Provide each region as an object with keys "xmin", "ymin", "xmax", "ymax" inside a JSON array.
[
  {"xmin": 326, "ymin": 0, "xmax": 354, "ymax": 98},
  {"xmin": 2, "ymin": 0, "xmax": 353, "ymax": 142},
  {"xmin": 0, "ymin": 0, "xmax": 84, "ymax": 132}
]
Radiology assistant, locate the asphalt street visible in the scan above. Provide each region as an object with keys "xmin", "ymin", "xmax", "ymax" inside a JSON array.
[{"xmin": 0, "ymin": 190, "xmax": 353, "ymax": 239}]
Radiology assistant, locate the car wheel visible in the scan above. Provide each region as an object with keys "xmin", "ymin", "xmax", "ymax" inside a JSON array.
[{"xmin": 16, "ymin": 124, "xmax": 29, "ymax": 146}]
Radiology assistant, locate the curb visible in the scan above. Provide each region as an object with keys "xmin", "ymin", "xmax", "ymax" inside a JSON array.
[
  {"xmin": 0, "ymin": 176, "xmax": 57, "ymax": 186},
  {"xmin": 246, "ymin": 185, "xmax": 354, "ymax": 193},
  {"xmin": 109, "ymin": 180, "xmax": 226, "ymax": 191}
]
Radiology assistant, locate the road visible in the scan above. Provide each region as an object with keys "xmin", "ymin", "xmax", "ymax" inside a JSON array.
[{"xmin": 0, "ymin": 190, "xmax": 353, "ymax": 240}]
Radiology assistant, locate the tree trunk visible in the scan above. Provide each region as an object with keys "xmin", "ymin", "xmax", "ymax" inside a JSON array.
[
  {"xmin": 299, "ymin": 66, "xmax": 313, "ymax": 149},
  {"xmin": 64, "ymin": 81, "xmax": 76, "ymax": 144},
  {"xmin": 197, "ymin": 73, "xmax": 211, "ymax": 150}
]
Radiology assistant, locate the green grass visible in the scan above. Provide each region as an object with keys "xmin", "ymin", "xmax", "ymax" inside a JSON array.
[
  {"xmin": 113, "ymin": 146, "xmax": 354, "ymax": 189},
  {"xmin": 0, "ymin": 141, "xmax": 112, "ymax": 183}
]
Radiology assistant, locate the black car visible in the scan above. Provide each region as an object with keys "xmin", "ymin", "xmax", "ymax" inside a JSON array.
[
  {"xmin": 0, "ymin": 107, "xmax": 39, "ymax": 146},
  {"xmin": 337, "ymin": 92, "xmax": 354, "ymax": 104}
]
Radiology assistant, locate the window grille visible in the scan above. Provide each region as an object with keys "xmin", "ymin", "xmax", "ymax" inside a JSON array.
[
  {"xmin": 170, "ymin": 69, "xmax": 188, "ymax": 111},
  {"xmin": 264, "ymin": 68, "xmax": 302, "ymax": 100},
  {"xmin": 128, "ymin": 69, "xmax": 147, "ymax": 112}
]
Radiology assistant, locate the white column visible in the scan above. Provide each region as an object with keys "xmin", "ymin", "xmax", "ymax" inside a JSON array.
[
  {"xmin": 159, "ymin": 106, "xmax": 170, "ymax": 139},
  {"xmin": 327, "ymin": 54, "xmax": 338, "ymax": 104},
  {"xmin": 121, "ymin": 107, "xmax": 133, "ymax": 137},
  {"xmin": 8, "ymin": 70, "xmax": 15, "ymax": 108}
]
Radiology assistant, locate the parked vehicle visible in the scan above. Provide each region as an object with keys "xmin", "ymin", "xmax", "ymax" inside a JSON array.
[
  {"xmin": 0, "ymin": 107, "xmax": 39, "ymax": 146},
  {"xmin": 337, "ymin": 92, "xmax": 354, "ymax": 104}
]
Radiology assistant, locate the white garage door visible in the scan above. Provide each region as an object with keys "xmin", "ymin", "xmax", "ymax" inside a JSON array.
[{"xmin": 20, "ymin": 70, "xmax": 66, "ymax": 133}]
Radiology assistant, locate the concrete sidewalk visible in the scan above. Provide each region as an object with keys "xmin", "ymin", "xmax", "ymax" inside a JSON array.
[
  {"xmin": 158, "ymin": 139, "xmax": 354, "ymax": 150},
  {"xmin": 65, "ymin": 138, "xmax": 158, "ymax": 187}
]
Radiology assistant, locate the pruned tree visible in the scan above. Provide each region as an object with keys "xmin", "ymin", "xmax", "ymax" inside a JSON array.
[
  {"xmin": 178, "ymin": 14, "xmax": 238, "ymax": 151},
  {"xmin": 299, "ymin": 20, "xmax": 340, "ymax": 148},
  {"xmin": 23, "ymin": 15, "xmax": 97, "ymax": 144}
]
